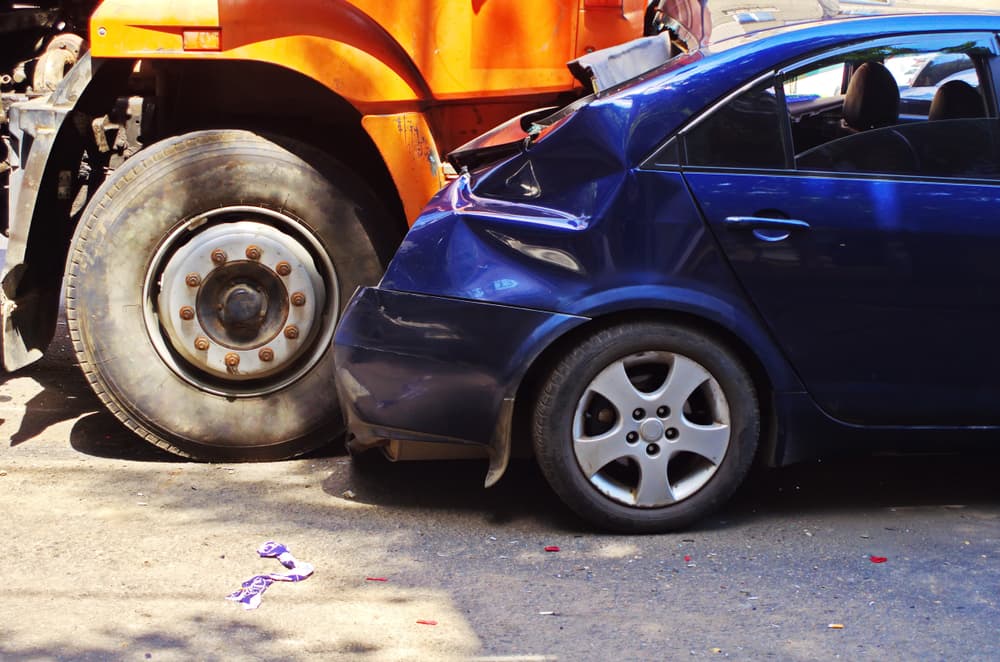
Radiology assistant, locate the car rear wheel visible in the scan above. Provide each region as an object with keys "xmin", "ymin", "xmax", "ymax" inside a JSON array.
[
  {"xmin": 532, "ymin": 321, "xmax": 759, "ymax": 533},
  {"xmin": 65, "ymin": 130, "xmax": 397, "ymax": 460}
]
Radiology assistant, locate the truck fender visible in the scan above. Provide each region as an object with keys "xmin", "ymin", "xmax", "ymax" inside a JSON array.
[
  {"xmin": 90, "ymin": 0, "xmax": 445, "ymax": 221},
  {"xmin": 2, "ymin": 53, "xmax": 95, "ymax": 371}
]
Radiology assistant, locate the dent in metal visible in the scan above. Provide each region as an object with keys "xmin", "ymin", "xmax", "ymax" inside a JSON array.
[
  {"xmin": 486, "ymin": 229, "xmax": 585, "ymax": 274},
  {"xmin": 450, "ymin": 173, "xmax": 590, "ymax": 230}
]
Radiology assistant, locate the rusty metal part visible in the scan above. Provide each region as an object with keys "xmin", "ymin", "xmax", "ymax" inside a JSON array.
[
  {"xmin": 185, "ymin": 273, "xmax": 201, "ymax": 287},
  {"xmin": 179, "ymin": 306, "xmax": 195, "ymax": 321},
  {"xmin": 90, "ymin": 96, "xmax": 154, "ymax": 169},
  {"xmin": 290, "ymin": 291, "xmax": 306, "ymax": 307},
  {"xmin": 194, "ymin": 337, "xmax": 210, "ymax": 351},
  {"xmin": 275, "ymin": 261, "xmax": 292, "ymax": 276},
  {"xmin": 211, "ymin": 248, "xmax": 227, "ymax": 265},
  {"xmin": 224, "ymin": 352, "xmax": 241, "ymax": 367},
  {"xmin": 151, "ymin": 214, "xmax": 333, "ymax": 388},
  {"xmin": 284, "ymin": 325, "xmax": 300, "ymax": 340},
  {"xmin": 245, "ymin": 245, "xmax": 262, "ymax": 260}
]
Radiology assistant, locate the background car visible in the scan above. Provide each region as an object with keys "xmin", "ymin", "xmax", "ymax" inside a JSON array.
[{"xmin": 334, "ymin": 13, "xmax": 1000, "ymax": 532}]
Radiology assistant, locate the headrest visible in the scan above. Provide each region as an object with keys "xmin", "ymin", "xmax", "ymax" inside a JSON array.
[
  {"xmin": 928, "ymin": 79, "xmax": 984, "ymax": 121},
  {"xmin": 843, "ymin": 61, "xmax": 900, "ymax": 131}
]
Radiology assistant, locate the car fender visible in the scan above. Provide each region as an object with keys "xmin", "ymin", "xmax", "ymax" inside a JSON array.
[{"xmin": 547, "ymin": 282, "xmax": 805, "ymax": 395}]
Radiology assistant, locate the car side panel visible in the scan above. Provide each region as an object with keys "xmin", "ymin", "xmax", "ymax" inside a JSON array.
[{"xmin": 381, "ymin": 169, "xmax": 805, "ymax": 395}]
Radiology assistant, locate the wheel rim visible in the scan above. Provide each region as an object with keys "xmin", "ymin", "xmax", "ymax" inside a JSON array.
[
  {"xmin": 572, "ymin": 350, "xmax": 731, "ymax": 508},
  {"xmin": 143, "ymin": 206, "xmax": 339, "ymax": 397}
]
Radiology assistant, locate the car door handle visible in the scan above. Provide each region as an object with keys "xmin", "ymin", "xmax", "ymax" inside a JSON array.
[{"xmin": 723, "ymin": 216, "xmax": 811, "ymax": 231}]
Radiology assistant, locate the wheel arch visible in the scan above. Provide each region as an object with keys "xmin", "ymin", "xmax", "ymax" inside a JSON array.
[
  {"xmin": 4, "ymin": 54, "xmax": 414, "ymax": 371},
  {"xmin": 510, "ymin": 304, "xmax": 797, "ymax": 470}
]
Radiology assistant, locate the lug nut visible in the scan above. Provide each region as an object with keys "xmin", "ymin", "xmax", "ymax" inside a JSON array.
[
  {"xmin": 225, "ymin": 352, "xmax": 240, "ymax": 367},
  {"xmin": 179, "ymin": 306, "xmax": 195, "ymax": 321},
  {"xmin": 275, "ymin": 261, "xmax": 292, "ymax": 276},
  {"xmin": 290, "ymin": 291, "xmax": 306, "ymax": 307},
  {"xmin": 211, "ymin": 248, "xmax": 227, "ymax": 265},
  {"xmin": 258, "ymin": 347, "xmax": 274, "ymax": 362},
  {"xmin": 245, "ymin": 245, "xmax": 262, "ymax": 260},
  {"xmin": 646, "ymin": 443, "xmax": 660, "ymax": 456},
  {"xmin": 626, "ymin": 431, "xmax": 638, "ymax": 444},
  {"xmin": 284, "ymin": 325, "xmax": 300, "ymax": 340},
  {"xmin": 185, "ymin": 273, "xmax": 201, "ymax": 287},
  {"xmin": 632, "ymin": 408, "xmax": 645, "ymax": 420},
  {"xmin": 665, "ymin": 428, "xmax": 679, "ymax": 440},
  {"xmin": 194, "ymin": 337, "xmax": 210, "ymax": 351},
  {"xmin": 657, "ymin": 406, "xmax": 670, "ymax": 418}
]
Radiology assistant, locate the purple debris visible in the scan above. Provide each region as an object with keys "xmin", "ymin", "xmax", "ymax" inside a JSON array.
[
  {"xmin": 226, "ymin": 575, "xmax": 275, "ymax": 610},
  {"xmin": 226, "ymin": 541, "xmax": 314, "ymax": 610}
]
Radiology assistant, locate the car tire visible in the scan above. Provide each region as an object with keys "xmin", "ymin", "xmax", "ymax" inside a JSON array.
[
  {"xmin": 532, "ymin": 321, "xmax": 759, "ymax": 533},
  {"xmin": 65, "ymin": 129, "xmax": 398, "ymax": 460}
]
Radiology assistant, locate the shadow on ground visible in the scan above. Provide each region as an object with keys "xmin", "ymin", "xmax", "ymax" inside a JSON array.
[
  {"xmin": 320, "ymin": 448, "xmax": 1000, "ymax": 532},
  {"xmin": 2, "ymin": 315, "xmax": 97, "ymax": 447},
  {"xmin": 6, "ymin": 304, "xmax": 1000, "ymax": 531},
  {"xmin": 727, "ymin": 451, "xmax": 1000, "ymax": 521},
  {"xmin": 326, "ymin": 456, "xmax": 575, "ymax": 528}
]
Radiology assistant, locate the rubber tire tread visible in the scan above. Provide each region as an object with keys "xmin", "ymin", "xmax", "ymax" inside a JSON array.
[{"xmin": 65, "ymin": 129, "xmax": 398, "ymax": 460}]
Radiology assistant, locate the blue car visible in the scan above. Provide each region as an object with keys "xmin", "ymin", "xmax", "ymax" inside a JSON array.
[{"xmin": 334, "ymin": 13, "xmax": 1000, "ymax": 533}]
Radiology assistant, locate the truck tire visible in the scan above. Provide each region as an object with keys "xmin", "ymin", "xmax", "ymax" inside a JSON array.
[{"xmin": 65, "ymin": 130, "xmax": 399, "ymax": 460}]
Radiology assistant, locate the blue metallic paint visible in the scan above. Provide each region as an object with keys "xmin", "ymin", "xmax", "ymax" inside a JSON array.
[
  {"xmin": 334, "ymin": 287, "xmax": 585, "ymax": 448},
  {"xmin": 335, "ymin": 14, "xmax": 1000, "ymax": 477},
  {"xmin": 688, "ymin": 169, "xmax": 1000, "ymax": 427}
]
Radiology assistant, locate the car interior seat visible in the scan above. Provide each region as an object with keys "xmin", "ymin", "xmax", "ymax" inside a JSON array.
[
  {"xmin": 842, "ymin": 61, "xmax": 900, "ymax": 132},
  {"xmin": 928, "ymin": 79, "xmax": 985, "ymax": 121},
  {"xmin": 797, "ymin": 61, "xmax": 917, "ymax": 173}
]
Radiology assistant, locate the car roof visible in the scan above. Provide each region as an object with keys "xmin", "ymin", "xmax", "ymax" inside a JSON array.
[{"xmin": 707, "ymin": 12, "xmax": 1000, "ymax": 56}]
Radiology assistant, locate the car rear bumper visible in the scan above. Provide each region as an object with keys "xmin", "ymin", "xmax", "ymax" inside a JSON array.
[{"xmin": 333, "ymin": 287, "xmax": 585, "ymax": 475}]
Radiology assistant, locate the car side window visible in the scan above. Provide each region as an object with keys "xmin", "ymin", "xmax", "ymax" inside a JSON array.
[
  {"xmin": 682, "ymin": 81, "xmax": 786, "ymax": 169},
  {"xmin": 785, "ymin": 35, "xmax": 997, "ymax": 179}
]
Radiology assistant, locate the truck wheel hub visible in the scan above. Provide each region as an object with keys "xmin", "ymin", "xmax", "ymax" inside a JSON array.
[
  {"xmin": 155, "ymin": 217, "xmax": 329, "ymax": 383},
  {"xmin": 218, "ymin": 283, "xmax": 267, "ymax": 333}
]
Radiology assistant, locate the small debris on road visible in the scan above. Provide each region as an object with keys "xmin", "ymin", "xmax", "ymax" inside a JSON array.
[
  {"xmin": 226, "ymin": 541, "xmax": 314, "ymax": 610},
  {"xmin": 416, "ymin": 619, "xmax": 438, "ymax": 626},
  {"xmin": 828, "ymin": 623, "xmax": 844, "ymax": 629},
  {"xmin": 366, "ymin": 577, "xmax": 388, "ymax": 582},
  {"xmin": 870, "ymin": 555, "xmax": 888, "ymax": 563},
  {"xmin": 341, "ymin": 489, "xmax": 356, "ymax": 499},
  {"xmin": 544, "ymin": 546, "xmax": 560, "ymax": 552}
]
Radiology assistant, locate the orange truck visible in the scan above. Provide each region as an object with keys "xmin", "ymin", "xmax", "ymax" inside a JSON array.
[{"xmin": 0, "ymin": 0, "xmax": 648, "ymax": 460}]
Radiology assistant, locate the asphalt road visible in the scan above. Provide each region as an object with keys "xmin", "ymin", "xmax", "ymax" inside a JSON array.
[{"xmin": 0, "ymin": 300, "xmax": 997, "ymax": 662}]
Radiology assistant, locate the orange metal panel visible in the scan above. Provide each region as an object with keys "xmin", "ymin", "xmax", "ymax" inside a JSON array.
[
  {"xmin": 361, "ymin": 113, "xmax": 446, "ymax": 224},
  {"xmin": 89, "ymin": 0, "xmax": 634, "ymax": 102},
  {"xmin": 91, "ymin": 0, "xmax": 219, "ymax": 55},
  {"xmin": 577, "ymin": 0, "xmax": 648, "ymax": 56},
  {"xmin": 91, "ymin": 0, "xmax": 220, "ymax": 29}
]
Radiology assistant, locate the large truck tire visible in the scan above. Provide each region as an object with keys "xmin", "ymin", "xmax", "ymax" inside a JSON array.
[{"xmin": 65, "ymin": 130, "xmax": 398, "ymax": 460}]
